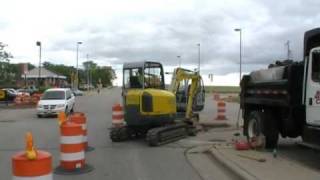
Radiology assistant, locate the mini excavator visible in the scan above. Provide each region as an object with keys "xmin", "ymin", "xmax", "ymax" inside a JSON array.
[{"xmin": 110, "ymin": 61, "xmax": 205, "ymax": 146}]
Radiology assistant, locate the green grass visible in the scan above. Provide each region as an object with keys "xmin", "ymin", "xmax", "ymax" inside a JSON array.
[{"xmin": 205, "ymin": 86, "xmax": 240, "ymax": 94}]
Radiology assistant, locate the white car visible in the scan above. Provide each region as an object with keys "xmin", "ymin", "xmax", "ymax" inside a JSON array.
[{"xmin": 37, "ymin": 88, "xmax": 75, "ymax": 118}]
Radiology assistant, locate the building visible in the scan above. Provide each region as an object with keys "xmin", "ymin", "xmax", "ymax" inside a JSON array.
[{"xmin": 19, "ymin": 67, "xmax": 67, "ymax": 88}]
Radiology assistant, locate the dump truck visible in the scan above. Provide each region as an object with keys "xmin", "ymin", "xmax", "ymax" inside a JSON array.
[{"xmin": 241, "ymin": 28, "xmax": 320, "ymax": 149}]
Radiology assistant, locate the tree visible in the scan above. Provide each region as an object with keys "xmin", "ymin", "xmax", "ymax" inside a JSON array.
[
  {"xmin": 82, "ymin": 61, "xmax": 115, "ymax": 87},
  {"xmin": 0, "ymin": 42, "xmax": 13, "ymax": 86}
]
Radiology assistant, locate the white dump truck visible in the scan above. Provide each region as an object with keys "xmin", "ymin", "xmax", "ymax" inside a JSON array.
[{"xmin": 241, "ymin": 28, "xmax": 320, "ymax": 149}]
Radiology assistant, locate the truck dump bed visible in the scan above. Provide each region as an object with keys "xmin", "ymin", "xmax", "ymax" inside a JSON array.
[{"xmin": 241, "ymin": 62, "xmax": 304, "ymax": 108}]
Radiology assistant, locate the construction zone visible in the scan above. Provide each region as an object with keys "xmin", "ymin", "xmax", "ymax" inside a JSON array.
[{"xmin": 3, "ymin": 27, "xmax": 320, "ymax": 180}]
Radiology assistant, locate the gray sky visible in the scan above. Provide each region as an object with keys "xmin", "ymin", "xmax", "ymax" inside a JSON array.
[{"xmin": 1, "ymin": 0, "xmax": 319, "ymax": 85}]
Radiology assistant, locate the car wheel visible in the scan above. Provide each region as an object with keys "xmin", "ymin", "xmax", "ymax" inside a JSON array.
[{"xmin": 37, "ymin": 114, "xmax": 42, "ymax": 118}]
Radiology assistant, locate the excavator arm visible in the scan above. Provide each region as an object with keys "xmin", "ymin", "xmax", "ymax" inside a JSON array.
[{"xmin": 169, "ymin": 68, "xmax": 204, "ymax": 120}]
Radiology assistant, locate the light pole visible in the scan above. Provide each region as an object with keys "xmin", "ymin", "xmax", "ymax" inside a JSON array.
[
  {"xmin": 36, "ymin": 41, "xmax": 42, "ymax": 88},
  {"xmin": 76, "ymin": 41, "xmax": 82, "ymax": 89},
  {"xmin": 86, "ymin": 54, "xmax": 90, "ymax": 91},
  {"xmin": 177, "ymin": 56, "xmax": 181, "ymax": 67},
  {"xmin": 234, "ymin": 28, "xmax": 242, "ymax": 82},
  {"xmin": 234, "ymin": 28, "xmax": 242, "ymax": 129},
  {"xmin": 197, "ymin": 43, "xmax": 200, "ymax": 73}
]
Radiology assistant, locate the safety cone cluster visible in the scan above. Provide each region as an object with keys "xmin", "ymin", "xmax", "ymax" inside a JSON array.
[
  {"xmin": 54, "ymin": 112, "xmax": 94, "ymax": 175},
  {"xmin": 12, "ymin": 132, "xmax": 53, "ymax": 180},
  {"xmin": 70, "ymin": 112, "xmax": 94, "ymax": 151},
  {"xmin": 215, "ymin": 101, "xmax": 227, "ymax": 120},
  {"xmin": 112, "ymin": 103, "xmax": 125, "ymax": 127}
]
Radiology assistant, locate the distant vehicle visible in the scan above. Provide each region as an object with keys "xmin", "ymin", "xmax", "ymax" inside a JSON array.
[
  {"xmin": 37, "ymin": 88, "xmax": 75, "ymax": 118},
  {"xmin": 17, "ymin": 89, "xmax": 32, "ymax": 96},
  {"xmin": 72, "ymin": 89, "xmax": 84, "ymax": 96},
  {"xmin": 1, "ymin": 89, "xmax": 16, "ymax": 101},
  {"xmin": 3, "ymin": 88, "xmax": 18, "ymax": 95}
]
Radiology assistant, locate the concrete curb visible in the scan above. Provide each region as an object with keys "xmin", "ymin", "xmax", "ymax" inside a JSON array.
[
  {"xmin": 207, "ymin": 147, "xmax": 258, "ymax": 180},
  {"xmin": 200, "ymin": 122, "xmax": 230, "ymax": 128}
]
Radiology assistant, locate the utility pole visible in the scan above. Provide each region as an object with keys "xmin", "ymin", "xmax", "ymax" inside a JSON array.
[
  {"xmin": 76, "ymin": 42, "xmax": 82, "ymax": 89},
  {"xmin": 177, "ymin": 56, "xmax": 181, "ymax": 67},
  {"xmin": 197, "ymin": 43, "xmax": 200, "ymax": 73},
  {"xmin": 285, "ymin": 40, "xmax": 291, "ymax": 60}
]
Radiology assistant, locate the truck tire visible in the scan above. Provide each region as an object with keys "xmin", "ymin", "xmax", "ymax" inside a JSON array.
[
  {"xmin": 245, "ymin": 111, "xmax": 279, "ymax": 149},
  {"xmin": 246, "ymin": 111, "xmax": 263, "ymax": 141},
  {"xmin": 263, "ymin": 110, "xmax": 279, "ymax": 149}
]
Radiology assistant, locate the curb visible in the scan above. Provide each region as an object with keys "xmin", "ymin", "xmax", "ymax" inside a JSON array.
[
  {"xmin": 207, "ymin": 147, "xmax": 258, "ymax": 180},
  {"xmin": 200, "ymin": 122, "xmax": 230, "ymax": 128}
]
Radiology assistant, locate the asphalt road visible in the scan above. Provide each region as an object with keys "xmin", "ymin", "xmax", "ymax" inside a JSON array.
[
  {"xmin": 0, "ymin": 88, "xmax": 203, "ymax": 180},
  {"xmin": 2, "ymin": 88, "xmax": 320, "ymax": 180}
]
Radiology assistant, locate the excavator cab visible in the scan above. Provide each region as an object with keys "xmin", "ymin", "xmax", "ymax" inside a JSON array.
[{"xmin": 123, "ymin": 61, "xmax": 165, "ymax": 90}]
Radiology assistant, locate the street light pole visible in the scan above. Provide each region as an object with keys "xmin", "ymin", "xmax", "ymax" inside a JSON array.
[
  {"xmin": 36, "ymin": 41, "xmax": 42, "ymax": 88},
  {"xmin": 197, "ymin": 43, "xmax": 201, "ymax": 73},
  {"xmin": 234, "ymin": 28, "xmax": 242, "ymax": 129},
  {"xmin": 177, "ymin": 56, "xmax": 181, "ymax": 67},
  {"xmin": 234, "ymin": 28, "xmax": 242, "ymax": 82},
  {"xmin": 76, "ymin": 41, "xmax": 82, "ymax": 89},
  {"xmin": 86, "ymin": 54, "xmax": 90, "ymax": 91}
]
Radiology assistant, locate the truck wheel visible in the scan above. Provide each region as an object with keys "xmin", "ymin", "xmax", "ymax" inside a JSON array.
[
  {"xmin": 246, "ymin": 111, "xmax": 263, "ymax": 140},
  {"xmin": 245, "ymin": 111, "xmax": 279, "ymax": 149},
  {"xmin": 264, "ymin": 111, "xmax": 279, "ymax": 149}
]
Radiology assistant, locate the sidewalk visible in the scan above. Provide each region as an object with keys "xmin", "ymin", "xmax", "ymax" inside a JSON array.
[{"xmin": 192, "ymin": 124, "xmax": 320, "ymax": 180}]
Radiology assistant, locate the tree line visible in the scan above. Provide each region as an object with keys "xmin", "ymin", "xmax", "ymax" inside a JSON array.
[{"xmin": 0, "ymin": 42, "xmax": 116, "ymax": 88}]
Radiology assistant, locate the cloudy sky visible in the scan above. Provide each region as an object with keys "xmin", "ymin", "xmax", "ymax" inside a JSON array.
[{"xmin": 0, "ymin": 0, "xmax": 319, "ymax": 85}]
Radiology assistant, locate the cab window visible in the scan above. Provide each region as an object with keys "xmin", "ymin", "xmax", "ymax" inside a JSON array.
[
  {"xmin": 312, "ymin": 50, "xmax": 320, "ymax": 82},
  {"xmin": 123, "ymin": 68, "xmax": 143, "ymax": 89},
  {"xmin": 144, "ymin": 66, "xmax": 163, "ymax": 89}
]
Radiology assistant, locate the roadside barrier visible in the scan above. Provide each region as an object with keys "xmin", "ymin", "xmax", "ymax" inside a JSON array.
[
  {"xmin": 31, "ymin": 93, "xmax": 42, "ymax": 104},
  {"xmin": 112, "ymin": 103, "xmax": 125, "ymax": 127},
  {"xmin": 14, "ymin": 96, "xmax": 22, "ymax": 105},
  {"xmin": 14, "ymin": 93, "xmax": 42, "ymax": 106},
  {"xmin": 12, "ymin": 132, "xmax": 52, "ymax": 180},
  {"xmin": 54, "ymin": 112, "xmax": 93, "ymax": 175},
  {"xmin": 215, "ymin": 101, "xmax": 227, "ymax": 120},
  {"xmin": 70, "ymin": 112, "xmax": 94, "ymax": 152}
]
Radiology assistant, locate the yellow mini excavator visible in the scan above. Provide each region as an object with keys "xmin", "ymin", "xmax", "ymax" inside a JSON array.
[{"xmin": 109, "ymin": 61, "xmax": 205, "ymax": 146}]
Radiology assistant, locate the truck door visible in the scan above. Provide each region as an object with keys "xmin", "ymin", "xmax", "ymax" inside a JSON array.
[{"xmin": 305, "ymin": 48, "xmax": 320, "ymax": 126}]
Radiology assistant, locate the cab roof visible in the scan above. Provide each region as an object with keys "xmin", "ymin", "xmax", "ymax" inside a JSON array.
[
  {"xmin": 123, "ymin": 61, "xmax": 162, "ymax": 69},
  {"xmin": 45, "ymin": 88, "xmax": 69, "ymax": 92}
]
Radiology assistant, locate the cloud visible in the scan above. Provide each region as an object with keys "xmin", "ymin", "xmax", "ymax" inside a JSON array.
[{"xmin": 2, "ymin": 0, "xmax": 320, "ymax": 86}]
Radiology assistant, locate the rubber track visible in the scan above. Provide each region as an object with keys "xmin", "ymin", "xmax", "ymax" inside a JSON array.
[{"xmin": 146, "ymin": 123, "xmax": 188, "ymax": 146}]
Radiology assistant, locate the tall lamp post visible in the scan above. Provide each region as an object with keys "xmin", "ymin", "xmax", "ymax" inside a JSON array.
[
  {"xmin": 177, "ymin": 56, "xmax": 181, "ymax": 67},
  {"xmin": 197, "ymin": 43, "xmax": 201, "ymax": 73},
  {"xmin": 36, "ymin": 41, "xmax": 42, "ymax": 88},
  {"xmin": 234, "ymin": 28, "xmax": 242, "ymax": 82},
  {"xmin": 76, "ymin": 41, "xmax": 82, "ymax": 89},
  {"xmin": 234, "ymin": 28, "xmax": 242, "ymax": 129}
]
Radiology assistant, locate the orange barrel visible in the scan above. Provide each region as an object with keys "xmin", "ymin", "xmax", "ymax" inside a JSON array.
[
  {"xmin": 60, "ymin": 121, "xmax": 85, "ymax": 170},
  {"xmin": 215, "ymin": 101, "xmax": 227, "ymax": 120},
  {"xmin": 70, "ymin": 112, "xmax": 88, "ymax": 149},
  {"xmin": 14, "ymin": 96, "xmax": 22, "ymax": 105},
  {"xmin": 12, "ymin": 151, "xmax": 52, "ymax": 180},
  {"xmin": 22, "ymin": 95, "xmax": 31, "ymax": 105},
  {"xmin": 112, "ymin": 104, "xmax": 125, "ymax": 127}
]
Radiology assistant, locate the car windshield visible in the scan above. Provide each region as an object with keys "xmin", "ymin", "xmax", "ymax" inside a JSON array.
[{"xmin": 42, "ymin": 91, "xmax": 65, "ymax": 100}]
